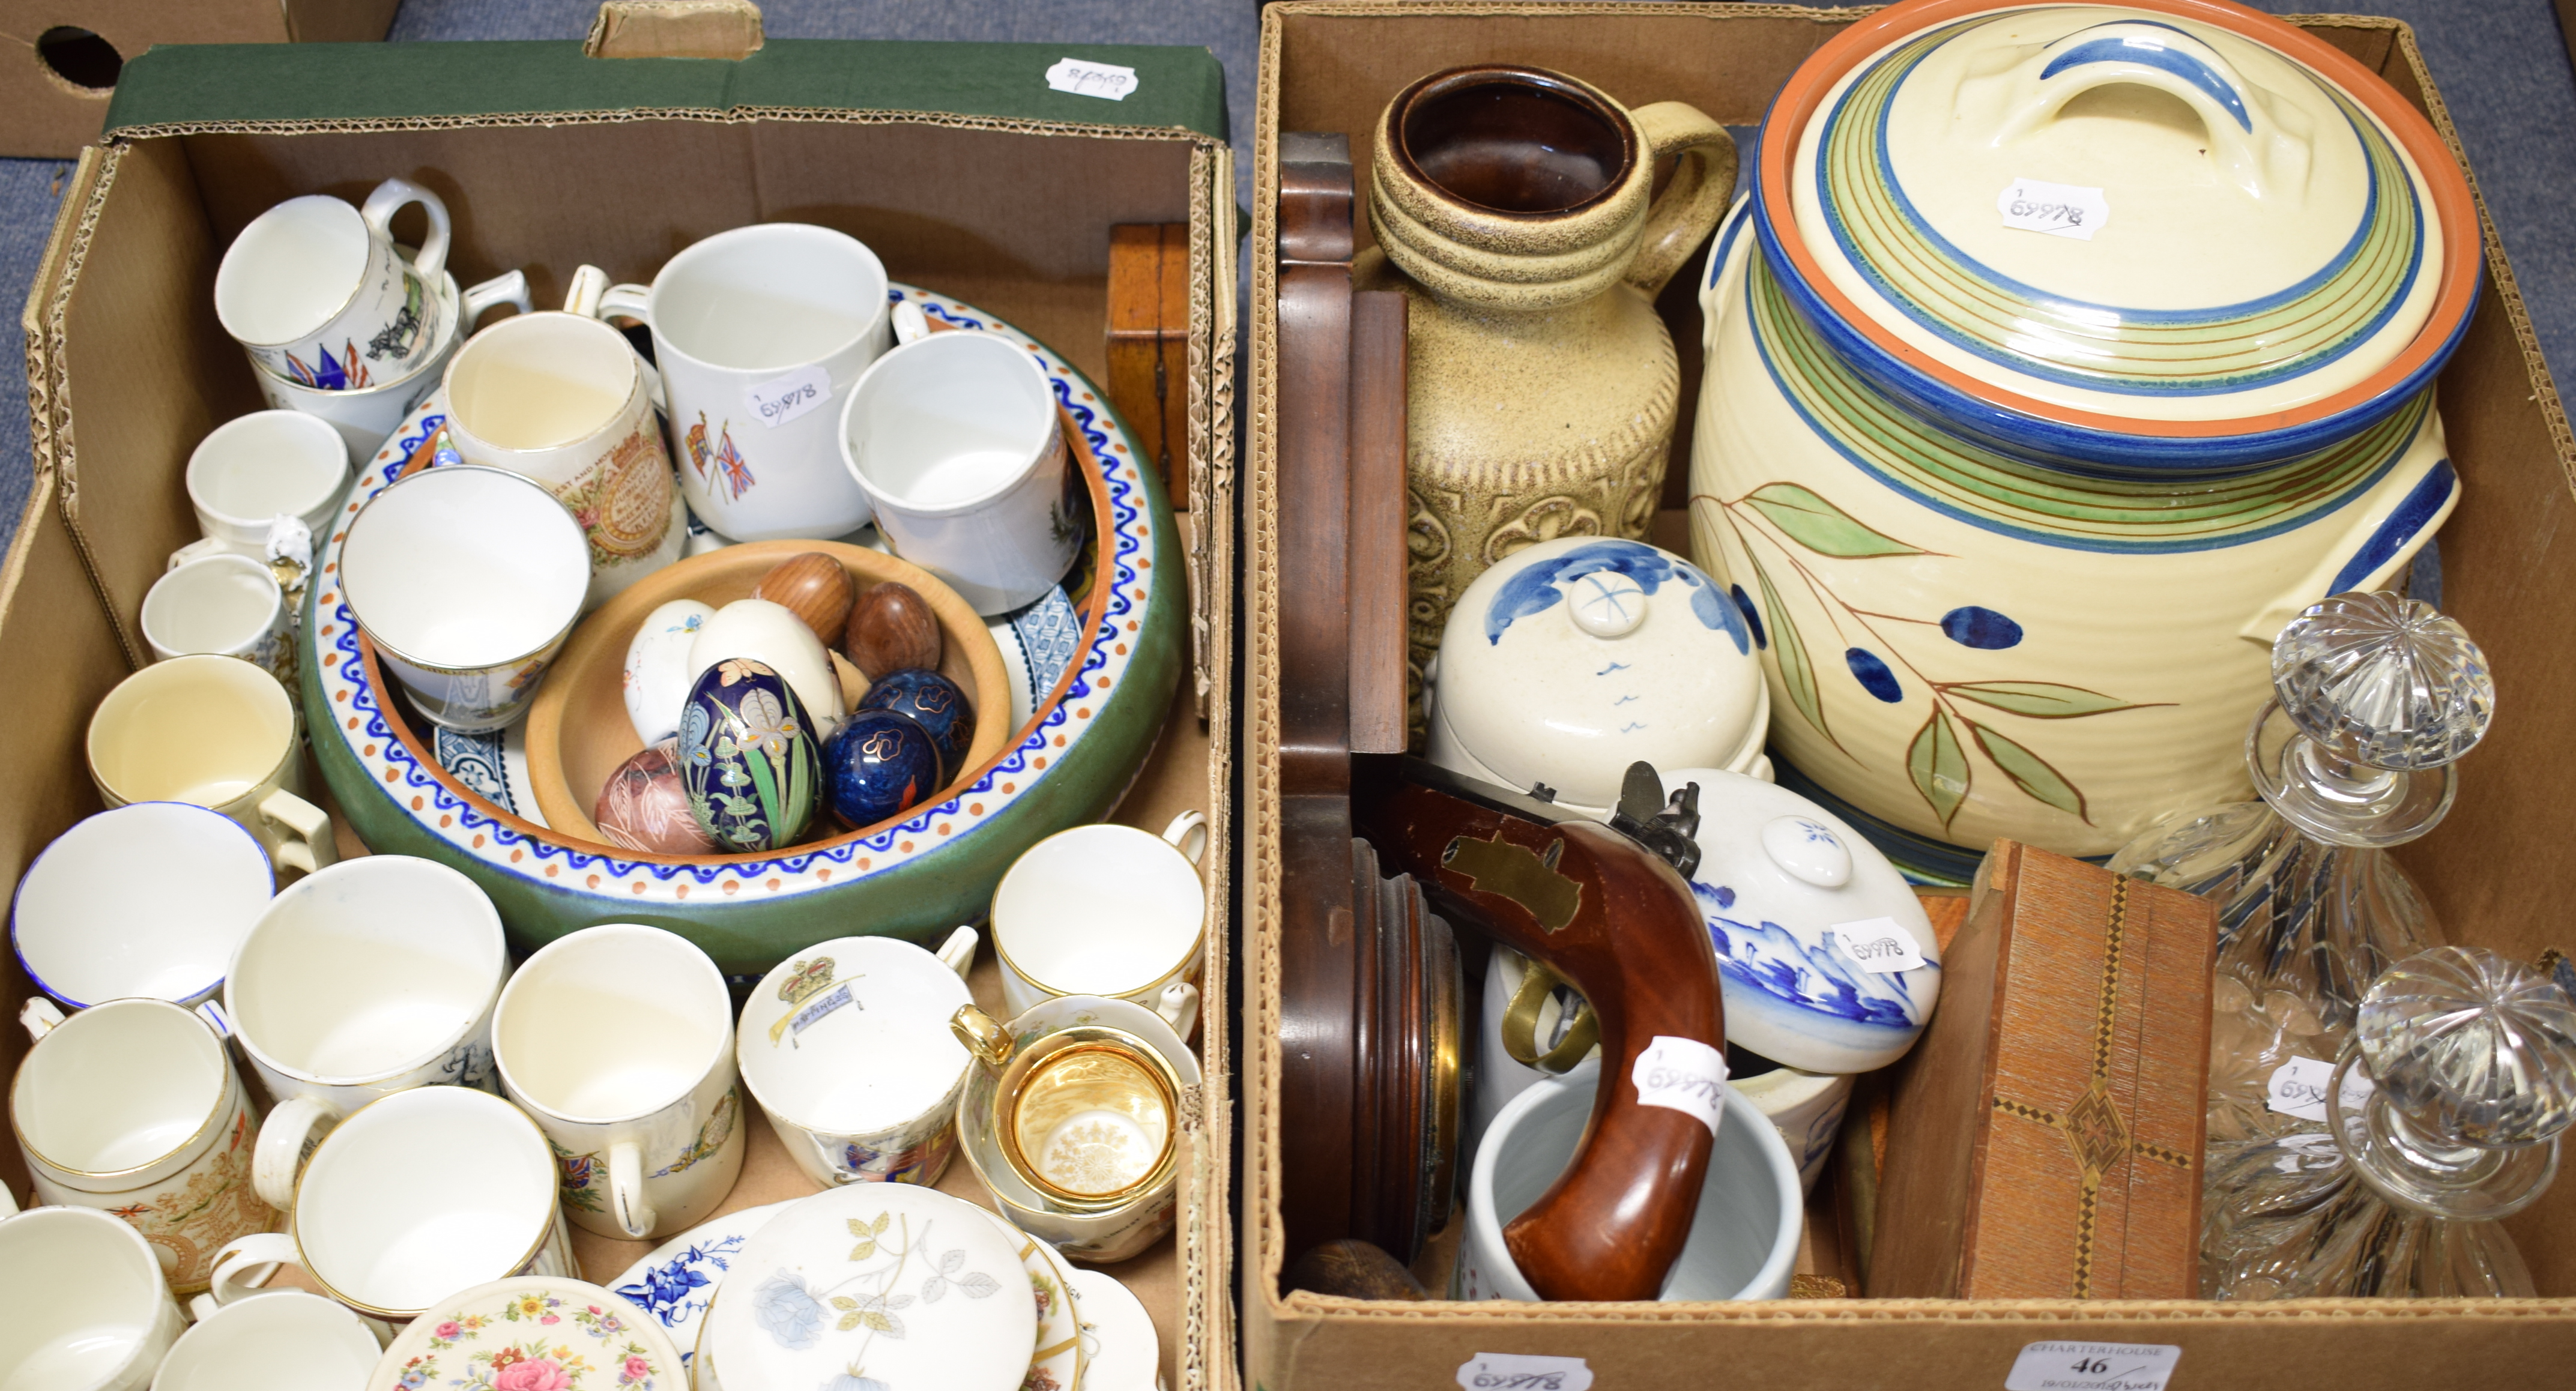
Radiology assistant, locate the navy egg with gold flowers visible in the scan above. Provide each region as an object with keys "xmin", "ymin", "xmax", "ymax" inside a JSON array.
[
  {"xmin": 823, "ymin": 709, "xmax": 944, "ymax": 831},
  {"xmin": 857, "ymin": 668, "xmax": 976, "ymax": 783},
  {"xmin": 679, "ymin": 658, "xmax": 821, "ymax": 853}
]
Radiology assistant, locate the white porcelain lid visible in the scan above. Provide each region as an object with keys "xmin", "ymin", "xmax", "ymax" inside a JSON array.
[
  {"xmin": 1789, "ymin": 4, "xmax": 2445, "ymax": 422},
  {"xmin": 1663, "ymin": 767, "xmax": 1942, "ymax": 1074},
  {"xmin": 706, "ymin": 1183, "xmax": 1036, "ymax": 1391},
  {"xmin": 1430, "ymin": 538, "xmax": 1765, "ymax": 811},
  {"xmin": 372, "ymin": 1276, "xmax": 689, "ymax": 1391}
]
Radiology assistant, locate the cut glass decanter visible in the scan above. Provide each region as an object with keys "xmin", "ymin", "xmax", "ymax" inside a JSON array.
[
  {"xmin": 2200, "ymin": 946, "xmax": 2576, "ymax": 1299},
  {"xmin": 2109, "ymin": 592, "xmax": 2494, "ymax": 1148}
]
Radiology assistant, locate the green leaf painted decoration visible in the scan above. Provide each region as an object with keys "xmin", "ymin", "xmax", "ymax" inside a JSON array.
[
  {"xmin": 848, "ymin": 1239, "xmax": 877, "ymax": 1262},
  {"xmin": 1755, "ymin": 558, "xmax": 1828, "ymax": 741},
  {"xmin": 1907, "ymin": 708, "xmax": 1969, "ymax": 828},
  {"xmin": 1971, "ymin": 722, "xmax": 2090, "ymax": 822},
  {"xmin": 1945, "ymin": 681, "xmax": 2148, "ymax": 719},
  {"xmin": 1744, "ymin": 483, "xmax": 1925, "ymax": 559}
]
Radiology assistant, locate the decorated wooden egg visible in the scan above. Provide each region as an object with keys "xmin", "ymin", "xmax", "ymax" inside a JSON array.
[
  {"xmin": 679, "ymin": 658, "xmax": 823, "ymax": 852},
  {"xmin": 857, "ymin": 667, "xmax": 976, "ymax": 781},
  {"xmin": 594, "ymin": 739, "xmax": 719, "ymax": 855},
  {"xmin": 821, "ymin": 708, "xmax": 944, "ymax": 830}
]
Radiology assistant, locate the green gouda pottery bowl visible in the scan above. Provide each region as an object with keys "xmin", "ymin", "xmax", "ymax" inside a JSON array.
[{"xmin": 303, "ymin": 286, "xmax": 1183, "ymax": 972}]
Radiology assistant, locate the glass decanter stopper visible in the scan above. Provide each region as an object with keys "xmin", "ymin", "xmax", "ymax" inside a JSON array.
[
  {"xmin": 2202, "ymin": 946, "xmax": 2576, "ymax": 1299},
  {"xmin": 2109, "ymin": 592, "xmax": 2494, "ymax": 1145}
]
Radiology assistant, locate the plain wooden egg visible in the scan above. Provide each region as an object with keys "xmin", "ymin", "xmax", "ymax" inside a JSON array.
[
  {"xmin": 754, "ymin": 551, "xmax": 857, "ymax": 648},
  {"xmin": 844, "ymin": 580, "xmax": 943, "ymax": 678}
]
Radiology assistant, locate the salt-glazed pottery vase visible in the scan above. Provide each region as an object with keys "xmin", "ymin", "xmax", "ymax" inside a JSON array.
[
  {"xmin": 1423, "ymin": 536, "xmax": 1768, "ymax": 818},
  {"xmin": 1691, "ymin": 0, "xmax": 2481, "ymax": 878},
  {"xmin": 1359, "ymin": 65, "xmax": 1735, "ymax": 701}
]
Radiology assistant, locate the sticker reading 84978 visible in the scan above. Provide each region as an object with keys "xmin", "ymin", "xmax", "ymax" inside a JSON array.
[{"xmin": 1997, "ymin": 178, "xmax": 2111, "ymax": 242}]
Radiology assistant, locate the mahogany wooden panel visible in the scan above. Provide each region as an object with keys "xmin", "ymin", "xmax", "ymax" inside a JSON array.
[{"xmin": 1107, "ymin": 223, "xmax": 1194, "ymax": 505}]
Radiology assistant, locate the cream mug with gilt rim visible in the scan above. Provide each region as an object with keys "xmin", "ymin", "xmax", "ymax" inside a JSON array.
[
  {"xmin": 0, "ymin": 1205, "xmax": 189, "ymax": 1391},
  {"xmin": 493, "ymin": 923, "xmax": 748, "ymax": 1240},
  {"xmin": 8, "ymin": 998, "xmax": 278, "ymax": 1296},
  {"xmin": 336, "ymin": 462, "xmax": 592, "ymax": 733},
  {"xmin": 253, "ymin": 267, "xmax": 532, "ymax": 463},
  {"xmin": 88, "ymin": 656, "xmax": 337, "ymax": 878},
  {"xmin": 223, "ymin": 855, "xmax": 508, "ymax": 1212},
  {"xmin": 216, "ymin": 179, "xmax": 450, "ymax": 391},
  {"xmin": 736, "ymin": 929, "xmax": 978, "ymax": 1187},
  {"xmin": 438, "ymin": 264, "xmax": 685, "ymax": 610},
  {"xmin": 991, "ymin": 810, "xmax": 1209, "ymax": 1038},
  {"xmin": 155, "ymin": 1290, "xmax": 389, "ymax": 1391},
  {"xmin": 204, "ymin": 1086, "xmax": 576, "ymax": 1324},
  {"xmin": 597, "ymin": 223, "xmax": 899, "ymax": 543}
]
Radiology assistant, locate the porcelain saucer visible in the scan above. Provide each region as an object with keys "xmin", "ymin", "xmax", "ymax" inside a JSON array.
[
  {"xmin": 975, "ymin": 1207, "xmax": 1084, "ymax": 1391},
  {"xmin": 372, "ymin": 1275, "xmax": 687, "ymax": 1391},
  {"xmin": 605, "ymin": 1199, "xmax": 794, "ymax": 1368},
  {"xmin": 1069, "ymin": 1268, "xmax": 1163, "ymax": 1391}
]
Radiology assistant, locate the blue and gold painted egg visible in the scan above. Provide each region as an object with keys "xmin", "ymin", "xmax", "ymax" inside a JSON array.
[
  {"xmin": 856, "ymin": 668, "xmax": 975, "ymax": 781},
  {"xmin": 678, "ymin": 657, "xmax": 821, "ymax": 852},
  {"xmin": 822, "ymin": 708, "xmax": 944, "ymax": 831}
]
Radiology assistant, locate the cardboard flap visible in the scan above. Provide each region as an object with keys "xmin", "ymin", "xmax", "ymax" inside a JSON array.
[
  {"xmin": 102, "ymin": 37, "xmax": 1229, "ymax": 142},
  {"xmin": 585, "ymin": 0, "xmax": 766, "ymax": 61}
]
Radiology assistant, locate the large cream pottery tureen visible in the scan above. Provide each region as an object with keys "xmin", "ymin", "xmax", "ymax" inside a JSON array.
[{"xmin": 1690, "ymin": 0, "xmax": 2480, "ymax": 878}]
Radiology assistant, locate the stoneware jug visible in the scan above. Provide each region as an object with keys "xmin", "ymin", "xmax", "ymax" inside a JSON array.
[
  {"xmin": 1690, "ymin": 0, "xmax": 2479, "ymax": 880},
  {"xmin": 1359, "ymin": 64, "xmax": 1734, "ymax": 702}
]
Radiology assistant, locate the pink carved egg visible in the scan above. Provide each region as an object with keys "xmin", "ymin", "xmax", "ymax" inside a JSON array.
[{"xmin": 594, "ymin": 739, "xmax": 718, "ymax": 855}]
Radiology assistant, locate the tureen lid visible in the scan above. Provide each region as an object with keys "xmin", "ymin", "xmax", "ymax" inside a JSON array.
[
  {"xmin": 706, "ymin": 1183, "xmax": 1036, "ymax": 1391},
  {"xmin": 1663, "ymin": 767, "xmax": 1942, "ymax": 1074},
  {"xmin": 1761, "ymin": 0, "xmax": 2478, "ymax": 465},
  {"xmin": 372, "ymin": 1276, "xmax": 689, "ymax": 1391},
  {"xmin": 1428, "ymin": 537, "xmax": 1765, "ymax": 812}
]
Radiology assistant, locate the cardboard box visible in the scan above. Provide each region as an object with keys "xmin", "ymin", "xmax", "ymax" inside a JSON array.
[
  {"xmin": 0, "ymin": 0, "xmax": 399, "ymax": 158},
  {"xmin": 1245, "ymin": 5, "xmax": 2576, "ymax": 1388},
  {"xmin": 10, "ymin": 29, "xmax": 1236, "ymax": 1390}
]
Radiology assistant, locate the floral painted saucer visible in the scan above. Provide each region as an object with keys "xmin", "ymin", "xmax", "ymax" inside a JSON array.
[
  {"xmin": 371, "ymin": 1275, "xmax": 686, "ymax": 1391},
  {"xmin": 1068, "ymin": 1269, "xmax": 1163, "ymax": 1391},
  {"xmin": 606, "ymin": 1199, "xmax": 794, "ymax": 1368},
  {"xmin": 697, "ymin": 1183, "xmax": 1035, "ymax": 1391},
  {"xmin": 975, "ymin": 1208, "xmax": 1084, "ymax": 1391}
]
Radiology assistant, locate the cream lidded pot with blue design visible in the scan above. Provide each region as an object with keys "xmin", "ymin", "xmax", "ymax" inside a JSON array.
[
  {"xmin": 1423, "ymin": 536, "xmax": 1770, "ymax": 820},
  {"xmin": 1692, "ymin": 1, "xmax": 2482, "ymax": 880}
]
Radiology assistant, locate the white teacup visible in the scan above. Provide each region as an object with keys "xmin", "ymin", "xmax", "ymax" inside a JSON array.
[
  {"xmin": 736, "ymin": 929, "xmax": 978, "ymax": 1187},
  {"xmin": 216, "ymin": 180, "xmax": 450, "ymax": 390},
  {"xmin": 253, "ymin": 267, "xmax": 531, "ymax": 463},
  {"xmin": 88, "ymin": 656, "xmax": 337, "ymax": 877},
  {"xmin": 1454, "ymin": 1063, "xmax": 1802, "ymax": 1303},
  {"xmin": 8, "ymin": 999, "xmax": 279, "ymax": 1296},
  {"xmin": 494, "ymin": 924, "xmax": 746, "ymax": 1240},
  {"xmin": 223, "ymin": 855, "xmax": 509, "ymax": 1211},
  {"xmin": 11, "ymin": 802, "xmax": 272, "ymax": 1028},
  {"xmin": 992, "ymin": 810, "xmax": 1209, "ymax": 1037},
  {"xmin": 207, "ymin": 1087, "xmax": 576, "ymax": 1323},
  {"xmin": 440, "ymin": 265, "xmax": 685, "ymax": 609},
  {"xmin": 156, "ymin": 1290, "xmax": 386, "ymax": 1391},
  {"xmin": 171, "ymin": 411, "xmax": 349, "ymax": 568},
  {"xmin": 599, "ymin": 223, "xmax": 898, "ymax": 543},
  {"xmin": 141, "ymin": 555, "xmax": 295, "ymax": 692},
  {"xmin": 839, "ymin": 327, "xmax": 1080, "ymax": 615},
  {"xmin": 337, "ymin": 462, "xmax": 591, "ymax": 732},
  {"xmin": 0, "ymin": 1205, "xmax": 189, "ymax": 1391}
]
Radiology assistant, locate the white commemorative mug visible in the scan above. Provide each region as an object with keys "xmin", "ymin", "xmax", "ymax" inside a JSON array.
[
  {"xmin": 88, "ymin": 656, "xmax": 335, "ymax": 878},
  {"xmin": 0, "ymin": 1205, "xmax": 189, "ymax": 1391},
  {"xmin": 598, "ymin": 223, "xmax": 899, "ymax": 543},
  {"xmin": 155, "ymin": 1290, "xmax": 387, "ymax": 1391},
  {"xmin": 438, "ymin": 265, "xmax": 685, "ymax": 609},
  {"xmin": 140, "ymin": 555, "xmax": 296, "ymax": 693},
  {"xmin": 216, "ymin": 179, "xmax": 450, "ymax": 390},
  {"xmin": 222, "ymin": 855, "xmax": 509, "ymax": 1211},
  {"xmin": 8, "ymin": 999, "xmax": 279, "ymax": 1296},
  {"xmin": 991, "ymin": 810, "xmax": 1209, "ymax": 1037},
  {"xmin": 169, "ymin": 411, "xmax": 349, "ymax": 572},
  {"xmin": 736, "ymin": 929, "xmax": 978, "ymax": 1187},
  {"xmin": 839, "ymin": 326, "xmax": 1081, "ymax": 615},
  {"xmin": 336, "ymin": 462, "xmax": 591, "ymax": 732},
  {"xmin": 12, "ymin": 801, "xmax": 274, "ymax": 1030},
  {"xmin": 255, "ymin": 267, "xmax": 531, "ymax": 463},
  {"xmin": 205, "ymin": 1086, "xmax": 576, "ymax": 1323},
  {"xmin": 493, "ymin": 924, "xmax": 747, "ymax": 1240}
]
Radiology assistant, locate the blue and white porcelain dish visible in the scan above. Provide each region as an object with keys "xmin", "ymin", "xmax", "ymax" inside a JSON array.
[
  {"xmin": 1662, "ymin": 766, "xmax": 1941, "ymax": 1075},
  {"xmin": 608, "ymin": 1198, "xmax": 793, "ymax": 1367}
]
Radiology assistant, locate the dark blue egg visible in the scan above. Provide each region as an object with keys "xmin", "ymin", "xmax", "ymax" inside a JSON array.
[
  {"xmin": 822, "ymin": 709, "xmax": 944, "ymax": 830},
  {"xmin": 677, "ymin": 658, "xmax": 821, "ymax": 852},
  {"xmin": 857, "ymin": 668, "xmax": 975, "ymax": 780}
]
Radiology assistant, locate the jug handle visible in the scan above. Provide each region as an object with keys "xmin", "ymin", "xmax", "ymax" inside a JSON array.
[{"xmin": 1624, "ymin": 102, "xmax": 1737, "ymax": 300}]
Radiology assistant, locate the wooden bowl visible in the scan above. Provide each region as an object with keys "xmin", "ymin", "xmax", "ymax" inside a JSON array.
[{"xmin": 525, "ymin": 542, "xmax": 1011, "ymax": 849}]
